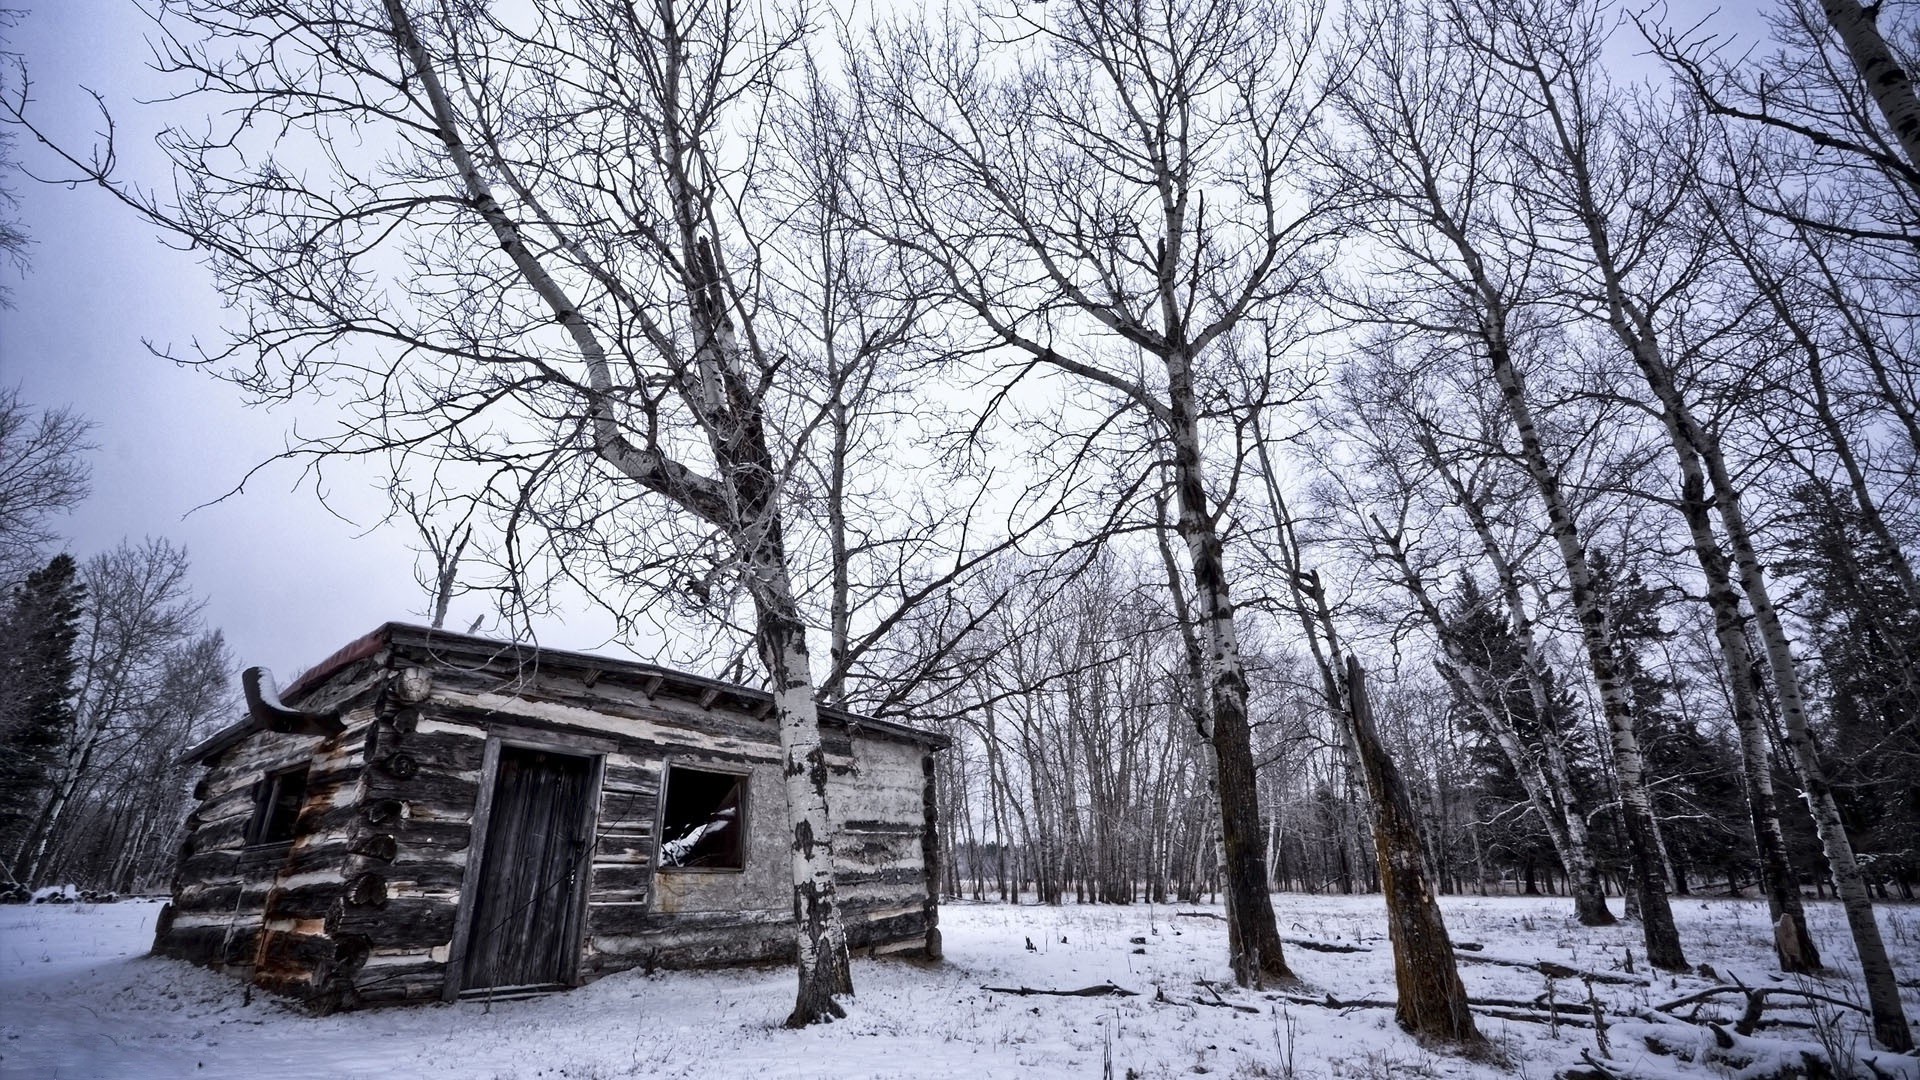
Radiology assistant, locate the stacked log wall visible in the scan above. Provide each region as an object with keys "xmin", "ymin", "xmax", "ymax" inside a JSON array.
[
  {"xmin": 387, "ymin": 644, "xmax": 938, "ymax": 984},
  {"xmin": 154, "ymin": 655, "xmax": 391, "ymax": 1005},
  {"xmin": 158, "ymin": 630, "xmax": 941, "ymax": 1010}
]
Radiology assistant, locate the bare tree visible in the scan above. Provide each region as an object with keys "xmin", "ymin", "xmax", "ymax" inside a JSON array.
[
  {"xmin": 14, "ymin": 538, "xmax": 204, "ymax": 884},
  {"xmin": 0, "ymin": 387, "xmax": 92, "ymax": 582},
  {"xmin": 854, "ymin": 0, "xmax": 1340, "ymax": 984},
  {"xmin": 1324, "ymin": 0, "xmax": 1688, "ymax": 971},
  {"xmin": 5, "ymin": 0, "xmax": 953, "ymax": 1024},
  {"xmin": 1269, "ymin": 483, "xmax": 1481, "ymax": 1045},
  {"xmin": 1309, "ymin": 358, "xmax": 1619, "ymax": 927},
  {"xmin": 388, "ymin": 474, "xmax": 479, "ymax": 631}
]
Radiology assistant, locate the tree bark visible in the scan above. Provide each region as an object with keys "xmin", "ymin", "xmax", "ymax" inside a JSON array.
[
  {"xmin": 1700, "ymin": 436, "xmax": 1914, "ymax": 1050},
  {"xmin": 1370, "ymin": 521, "xmax": 1610, "ymax": 928},
  {"xmin": 1816, "ymin": 0, "xmax": 1920, "ymax": 187},
  {"xmin": 1343, "ymin": 656, "xmax": 1482, "ymax": 1045},
  {"xmin": 1482, "ymin": 329, "xmax": 1688, "ymax": 972},
  {"xmin": 1165, "ymin": 353, "xmax": 1291, "ymax": 985},
  {"xmin": 1413, "ymin": 439, "xmax": 1614, "ymax": 927},
  {"xmin": 756, "ymin": 587, "xmax": 854, "ymax": 1027}
]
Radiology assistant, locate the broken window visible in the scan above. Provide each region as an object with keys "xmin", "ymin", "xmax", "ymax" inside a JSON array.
[
  {"xmin": 658, "ymin": 766, "xmax": 746, "ymax": 870},
  {"xmin": 247, "ymin": 764, "xmax": 309, "ymax": 847}
]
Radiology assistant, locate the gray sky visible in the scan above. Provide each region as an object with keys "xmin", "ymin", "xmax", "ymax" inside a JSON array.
[
  {"xmin": 0, "ymin": 0, "xmax": 632, "ymax": 680},
  {"xmin": 0, "ymin": 0, "xmax": 1777, "ymax": 685}
]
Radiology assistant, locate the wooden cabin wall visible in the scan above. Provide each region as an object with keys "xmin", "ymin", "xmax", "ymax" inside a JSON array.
[
  {"xmin": 334, "ymin": 702, "xmax": 487, "ymax": 1006},
  {"xmin": 384, "ymin": 647, "xmax": 937, "ymax": 992},
  {"xmin": 160, "ymin": 632, "xmax": 941, "ymax": 1010},
  {"xmin": 153, "ymin": 657, "xmax": 390, "ymax": 1004},
  {"xmin": 830, "ymin": 733, "xmax": 938, "ymax": 955}
]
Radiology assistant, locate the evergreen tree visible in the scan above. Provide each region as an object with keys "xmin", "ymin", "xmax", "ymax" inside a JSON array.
[
  {"xmin": 0, "ymin": 553, "xmax": 83, "ymax": 879},
  {"xmin": 1591, "ymin": 555, "xmax": 1750, "ymax": 897},
  {"xmin": 1781, "ymin": 482, "xmax": 1920, "ymax": 897},
  {"xmin": 1439, "ymin": 578, "xmax": 1594, "ymax": 891}
]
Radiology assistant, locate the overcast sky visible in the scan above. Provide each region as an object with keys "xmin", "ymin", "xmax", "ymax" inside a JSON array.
[
  {"xmin": 0, "ymin": 0, "xmax": 639, "ymax": 681},
  {"xmin": 1, "ymin": 0, "xmax": 1776, "ymax": 687}
]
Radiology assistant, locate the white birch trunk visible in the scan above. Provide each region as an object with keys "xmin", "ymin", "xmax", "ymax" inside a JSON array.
[
  {"xmin": 1701, "ymin": 438, "xmax": 1914, "ymax": 1050},
  {"xmin": 1817, "ymin": 0, "xmax": 1920, "ymax": 184},
  {"xmin": 1482, "ymin": 328, "xmax": 1688, "ymax": 971}
]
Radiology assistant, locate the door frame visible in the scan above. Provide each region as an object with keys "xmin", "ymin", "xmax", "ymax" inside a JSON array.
[{"xmin": 442, "ymin": 730, "xmax": 607, "ymax": 1001}]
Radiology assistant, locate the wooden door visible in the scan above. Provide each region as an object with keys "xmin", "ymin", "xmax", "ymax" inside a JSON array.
[{"xmin": 461, "ymin": 747, "xmax": 593, "ymax": 992}]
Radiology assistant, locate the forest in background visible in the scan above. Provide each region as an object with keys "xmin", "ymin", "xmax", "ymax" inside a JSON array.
[
  {"xmin": 0, "ymin": 389, "xmax": 232, "ymax": 895},
  {"xmin": 0, "ymin": 0, "xmax": 1913, "ymax": 1048}
]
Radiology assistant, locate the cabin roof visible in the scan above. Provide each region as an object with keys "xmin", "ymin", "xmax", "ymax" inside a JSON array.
[{"xmin": 184, "ymin": 621, "xmax": 949, "ymax": 764}]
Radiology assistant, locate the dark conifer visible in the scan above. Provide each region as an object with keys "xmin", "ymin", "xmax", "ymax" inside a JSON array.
[{"xmin": 0, "ymin": 554, "xmax": 84, "ymax": 877}]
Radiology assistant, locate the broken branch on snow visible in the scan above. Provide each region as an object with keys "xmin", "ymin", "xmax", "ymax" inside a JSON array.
[{"xmin": 981, "ymin": 983, "xmax": 1138, "ymax": 998}]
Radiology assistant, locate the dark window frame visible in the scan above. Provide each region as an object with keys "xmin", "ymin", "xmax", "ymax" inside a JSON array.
[
  {"xmin": 655, "ymin": 763, "xmax": 749, "ymax": 873},
  {"xmin": 245, "ymin": 764, "xmax": 310, "ymax": 849}
]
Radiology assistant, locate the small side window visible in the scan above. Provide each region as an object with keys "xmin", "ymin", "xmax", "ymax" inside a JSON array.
[
  {"xmin": 248, "ymin": 765, "xmax": 310, "ymax": 847},
  {"xmin": 658, "ymin": 766, "xmax": 746, "ymax": 870}
]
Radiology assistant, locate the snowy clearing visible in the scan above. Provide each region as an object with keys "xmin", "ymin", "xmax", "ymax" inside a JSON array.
[{"xmin": 2, "ymin": 895, "xmax": 1916, "ymax": 1079}]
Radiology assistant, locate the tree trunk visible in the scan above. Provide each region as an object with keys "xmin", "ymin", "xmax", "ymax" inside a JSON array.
[
  {"xmin": 1700, "ymin": 437, "xmax": 1914, "ymax": 1050},
  {"xmin": 1342, "ymin": 659, "xmax": 1482, "ymax": 1043},
  {"xmin": 1648, "ymin": 401, "xmax": 1820, "ymax": 970},
  {"xmin": 1482, "ymin": 328, "xmax": 1687, "ymax": 972},
  {"xmin": 1163, "ymin": 363, "xmax": 1290, "ymax": 985},
  {"xmin": 1375, "ymin": 464, "xmax": 1615, "ymax": 928},
  {"xmin": 756, "ymin": 588, "xmax": 854, "ymax": 1027},
  {"xmin": 1816, "ymin": 0, "xmax": 1920, "ymax": 187}
]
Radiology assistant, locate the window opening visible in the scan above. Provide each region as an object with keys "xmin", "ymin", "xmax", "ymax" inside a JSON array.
[
  {"xmin": 248, "ymin": 764, "xmax": 309, "ymax": 847},
  {"xmin": 658, "ymin": 767, "xmax": 745, "ymax": 869}
]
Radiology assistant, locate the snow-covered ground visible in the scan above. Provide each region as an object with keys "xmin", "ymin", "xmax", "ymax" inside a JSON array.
[{"xmin": 3, "ymin": 894, "xmax": 1916, "ymax": 1079}]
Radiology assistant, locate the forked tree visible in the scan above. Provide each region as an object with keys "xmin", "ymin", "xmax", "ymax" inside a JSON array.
[{"xmin": 12, "ymin": 0, "xmax": 879, "ymax": 1025}]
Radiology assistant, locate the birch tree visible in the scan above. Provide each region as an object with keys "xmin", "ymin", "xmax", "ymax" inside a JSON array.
[
  {"xmin": 14, "ymin": 538, "xmax": 203, "ymax": 883},
  {"xmin": 1326, "ymin": 0, "xmax": 1688, "ymax": 970},
  {"xmin": 0, "ymin": 389, "xmax": 92, "ymax": 583},
  {"xmin": 7, "ymin": 0, "xmax": 919, "ymax": 1025},
  {"xmin": 854, "ymin": 0, "xmax": 1336, "ymax": 984},
  {"xmin": 1313, "ymin": 357, "xmax": 1619, "ymax": 927}
]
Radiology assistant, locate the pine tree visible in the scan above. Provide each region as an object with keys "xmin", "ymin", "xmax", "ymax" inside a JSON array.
[
  {"xmin": 1591, "ymin": 557, "xmax": 1750, "ymax": 897},
  {"xmin": 1439, "ymin": 578, "xmax": 1600, "ymax": 892},
  {"xmin": 1781, "ymin": 483, "xmax": 1920, "ymax": 898},
  {"xmin": 0, "ymin": 554, "xmax": 84, "ymax": 880}
]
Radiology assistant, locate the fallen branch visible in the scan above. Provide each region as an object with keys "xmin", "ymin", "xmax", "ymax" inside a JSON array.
[
  {"xmin": 982, "ymin": 983, "xmax": 1137, "ymax": 998},
  {"xmin": 1652, "ymin": 983, "xmax": 1869, "ymax": 1037},
  {"xmin": 1157, "ymin": 983, "xmax": 1265, "ymax": 1014},
  {"xmin": 1478, "ymin": 1006, "xmax": 1596, "ymax": 1029},
  {"xmin": 1456, "ymin": 953, "xmax": 1644, "ymax": 986},
  {"xmin": 1171, "ymin": 912, "xmax": 1373, "ymax": 953},
  {"xmin": 1266, "ymin": 991, "xmax": 1396, "ymax": 1011},
  {"xmin": 1256, "ymin": 989, "xmax": 1600, "ymax": 1031},
  {"xmin": 1284, "ymin": 936, "xmax": 1370, "ymax": 954}
]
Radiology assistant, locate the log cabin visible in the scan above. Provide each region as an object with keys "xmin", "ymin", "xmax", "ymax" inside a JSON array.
[{"xmin": 152, "ymin": 622, "xmax": 946, "ymax": 1011}]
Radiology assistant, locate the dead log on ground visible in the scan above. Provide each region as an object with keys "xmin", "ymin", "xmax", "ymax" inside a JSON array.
[
  {"xmin": 1457, "ymin": 953, "xmax": 1645, "ymax": 986},
  {"xmin": 1654, "ymin": 983, "xmax": 1869, "ymax": 1036},
  {"xmin": 981, "ymin": 983, "xmax": 1137, "ymax": 998},
  {"xmin": 1172, "ymin": 913, "xmax": 1372, "ymax": 954}
]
